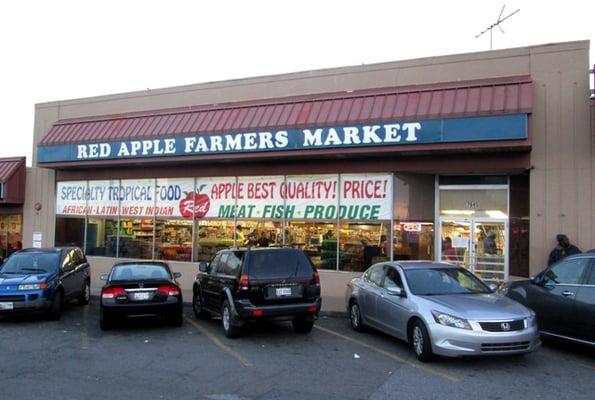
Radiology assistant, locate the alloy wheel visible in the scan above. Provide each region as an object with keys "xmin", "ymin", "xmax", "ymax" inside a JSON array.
[
  {"xmin": 350, "ymin": 304, "xmax": 360, "ymax": 328},
  {"xmin": 222, "ymin": 305, "xmax": 231, "ymax": 332},
  {"xmin": 413, "ymin": 326, "xmax": 423, "ymax": 355}
]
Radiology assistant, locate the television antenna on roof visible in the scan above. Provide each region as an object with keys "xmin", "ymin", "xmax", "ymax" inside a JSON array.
[{"xmin": 475, "ymin": 5, "xmax": 520, "ymax": 50}]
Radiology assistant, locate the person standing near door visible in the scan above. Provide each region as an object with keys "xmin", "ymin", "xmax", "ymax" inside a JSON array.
[
  {"xmin": 547, "ymin": 234, "xmax": 581, "ymax": 266},
  {"xmin": 484, "ymin": 232, "xmax": 498, "ymax": 255}
]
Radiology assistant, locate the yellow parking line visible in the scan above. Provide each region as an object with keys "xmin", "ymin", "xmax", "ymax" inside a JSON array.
[
  {"xmin": 184, "ymin": 315, "xmax": 253, "ymax": 368},
  {"xmin": 314, "ymin": 325, "xmax": 461, "ymax": 382}
]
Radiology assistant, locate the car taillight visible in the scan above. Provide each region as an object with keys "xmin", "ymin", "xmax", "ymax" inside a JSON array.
[
  {"xmin": 158, "ymin": 285, "xmax": 180, "ymax": 296},
  {"xmin": 101, "ymin": 287, "xmax": 125, "ymax": 299},
  {"xmin": 307, "ymin": 306, "xmax": 318, "ymax": 314},
  {"xmin": 312, "ymin": 270, "xmax": 320, "ymax": 285},
  {"xmin": 239, "ymin": 274, "xmax": 249, "ymax": 290},
  {"xmin": 251, "ymin": 309, "xmax": 264, "ymax": 317}
]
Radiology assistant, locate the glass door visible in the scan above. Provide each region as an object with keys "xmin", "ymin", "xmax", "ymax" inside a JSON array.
[
  {"xmin": 439, "ymin": 220, "xmax": 472, "ymax": 269},
  {"xmin": 473, "ymin": 220, "xmax": 506, "ymax": 282},
  {"xmin": 439, "ymin": 218, "xmax": 507, "ymax": 282}
]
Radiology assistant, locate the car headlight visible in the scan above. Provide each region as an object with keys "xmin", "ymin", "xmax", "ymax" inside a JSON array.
[
  {"xmin": 431, "ymin": 310, "xmax": 472, "ymax": 330},
  {"xmin": 527, "ymin": 310, "xmax": 537, "ymax": 327},
  {"xmin": 18, "ymin": 283, "xmax": 48, "ymax": 290}
]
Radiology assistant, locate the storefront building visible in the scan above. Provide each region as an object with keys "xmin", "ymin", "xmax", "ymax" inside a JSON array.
[
  {"xmin": 24, "ymin": 40, "xmax": 595, "ymax": 290},
  {"xmin": 0, "ymin": 157, "xmax": 26, "ymax": 261}
]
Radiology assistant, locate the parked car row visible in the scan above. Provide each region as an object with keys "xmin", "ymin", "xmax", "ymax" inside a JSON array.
[
  {"xmin": 344, "ymin": 252, "xmax": 595, "ymax": 361},
  {"xmin": 0, "ymin": 247, "xmax": 322, "ymax": 337},
  {"xmin": 1, "ymin": 247, "xmax": 593, "ymax": 363}
]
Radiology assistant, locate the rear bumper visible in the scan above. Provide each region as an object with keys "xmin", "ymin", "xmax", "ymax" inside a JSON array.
[
  {"xmin": 102, "ymin": 297, "xmax": 182, "ymax": 317},
  {"xmin": 429, "ymin": 323, "xmax": 541, "ymax": 357},
  {"xmin": 234, "ymin": 298, "xmax": 322, "ymax": 320}
]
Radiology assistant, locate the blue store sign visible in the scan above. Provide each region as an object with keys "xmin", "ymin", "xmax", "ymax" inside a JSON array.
[{"xmin": 37, "ymin": 113, "xmax": 528, "ymax": 163}]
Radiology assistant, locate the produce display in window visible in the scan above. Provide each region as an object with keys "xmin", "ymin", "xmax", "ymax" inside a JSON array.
[
  {"xmin": 194, "ymin": 220, "xmax": 235, "ymax": 262},
  {"xmin": 286, "ymin": 221, "xmax": 336, "ymax": 269},
  {"xmin": 155, "ymin": 219, "xmax": 193, "ymax": 261},
  {"xmin": 338, "ymin": 222, "xmax": 389, "ymax": 272}
]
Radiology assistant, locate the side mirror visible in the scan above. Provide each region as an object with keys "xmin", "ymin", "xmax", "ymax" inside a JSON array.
[
  {"xmin": 386, "ymin": 286, "xmax": 405, "ymax": 297},
  {"xmin": 99, "ymin": 274, "xmax": 108, "ymax": 281},
  {"xmin": 198, "ymin": 262, "xmax": 210, "ymax": 273},
  {"xmin": 488, "ymin": 283, "xmax": 498, "ymax": 292},
  {"xmin": 173, "ymin": 272, "xmax": 182, "ymax": 279}
]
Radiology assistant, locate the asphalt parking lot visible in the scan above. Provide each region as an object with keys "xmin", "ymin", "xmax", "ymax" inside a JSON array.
[{"xmin": 1, "ymin": 302, "xmax": 594, "ymax": 400}]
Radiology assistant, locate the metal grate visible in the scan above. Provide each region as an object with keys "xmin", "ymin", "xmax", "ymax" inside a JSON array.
[
  {"xmin": 479, "ymin": 320, "xmax": 525, "ymax": 332},
  {"xmin": 481, "ymin": 341, "xmax": 530, "ymax": 352}
]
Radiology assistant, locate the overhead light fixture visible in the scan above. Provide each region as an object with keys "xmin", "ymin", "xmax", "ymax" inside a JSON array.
[
  {"xmin": 441, "ymin": 210, "xmax": 475, "ymax": 215},
  {"xmin": 486, "ymin": 210, "xmax": 508, "ymax": 219}
]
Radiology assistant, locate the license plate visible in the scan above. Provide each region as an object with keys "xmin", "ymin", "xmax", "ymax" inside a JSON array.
[
  {"xmin": 275, "ymin": 287, "xmax": 292, "ymax": 297},
  {"xmin": 133, "ymin": 292, "xmax": 150, "ymax": 301},
  {"xmin": 0, "ymin": 302, "xmax": 14, "ymax": 310}
]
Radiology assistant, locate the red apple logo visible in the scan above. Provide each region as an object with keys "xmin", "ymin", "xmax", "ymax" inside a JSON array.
[{"xmin": 179, "ymin": 184, "xmax": 210, "ymax": 219}]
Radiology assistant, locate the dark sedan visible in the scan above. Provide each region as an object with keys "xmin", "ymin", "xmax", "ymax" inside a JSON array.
[
  {"xmin": 99, "ymin": 261, "xmax": 183, "ymax": 330},
  {"xmin": 501, "ymin": 253, "xmax": 595, "ymax": 346}
]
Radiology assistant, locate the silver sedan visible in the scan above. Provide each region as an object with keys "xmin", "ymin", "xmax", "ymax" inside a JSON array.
[{"xmin": 345, "ymin": 261, "xmax": 541, "ymax": 362}]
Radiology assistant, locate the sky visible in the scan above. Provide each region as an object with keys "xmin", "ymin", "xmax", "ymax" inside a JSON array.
[{"xmin": 1, "ymin": 0, "xmax": 594, "ymax": 165}]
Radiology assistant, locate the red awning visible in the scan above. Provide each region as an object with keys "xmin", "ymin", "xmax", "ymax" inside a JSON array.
[
  {"xmin": 0, "ymin": 157, "xmax": 26, "ymax": 204},
  {"xmin": 0, "ymin": 157, "xmax": 24, "ymax": 183},
  {"xmin": 40, "ymin": 76, "xmax": 532, "ymax": 146}
]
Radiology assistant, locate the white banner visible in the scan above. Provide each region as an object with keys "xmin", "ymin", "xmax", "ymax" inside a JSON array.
[
  {"xmin": 56, "ymin": 181, "xmax": 89, "ymax": 216},
  {"xmin": 56, "ymin": 173, "xmax": 393, "ymax": 221}
]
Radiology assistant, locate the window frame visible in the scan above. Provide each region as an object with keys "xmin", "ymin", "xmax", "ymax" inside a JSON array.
[
  {"xmin": 364, "ymin": 264, "xmax": 386, "ymax": 286},
  {"xmin": 381, "ymin": 266, "xmax": 404, "ymax": 290},
  {"xmin": 544, "ymin": 257, "xmax": 592, "ymax": 286}
]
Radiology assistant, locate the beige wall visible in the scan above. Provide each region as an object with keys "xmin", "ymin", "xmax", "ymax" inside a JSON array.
[
  {"xmin": 30, "ymin": 40, "xmax": 594, "ymax": 279},
  {"xmin": 22, "ymin": 167, "xmax": 55, "ymax": 248}
]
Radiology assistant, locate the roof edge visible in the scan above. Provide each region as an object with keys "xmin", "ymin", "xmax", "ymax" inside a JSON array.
[
  {"xmin": 46, "ymin": 76, "xmax": 533, "ymax": 126},
  {"xmin": 34, "ymin": 40, "xmax": 587, "ymax": 110}
]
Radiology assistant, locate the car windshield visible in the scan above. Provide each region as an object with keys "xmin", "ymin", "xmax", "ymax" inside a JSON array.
[
  {"xmin": 246, "ymin": 250, "xmax": 314, "ymax": 279},
  {"xmin": 110, "ymin": 264, "xmax": 171, "ymax": 281},
  {"xmin": 405, "ymin": 267, "xmax": 491, "ymax": 295},
  {"xmin": 0, "ymin": 253, "xmax": 60, "ymax": 274}
]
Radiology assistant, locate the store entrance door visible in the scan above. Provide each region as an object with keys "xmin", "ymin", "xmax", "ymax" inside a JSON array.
[{"xmin": 439, "ymin": 218, "xmax": 507, "ymax": 282}]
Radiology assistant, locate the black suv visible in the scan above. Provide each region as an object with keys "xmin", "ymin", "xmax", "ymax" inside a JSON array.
[{"xmin": 192, "ymin": 248, "xmax": 321, "ymax": 338}]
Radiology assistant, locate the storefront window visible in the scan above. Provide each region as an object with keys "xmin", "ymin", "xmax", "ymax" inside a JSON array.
[
  {"xmin": 0, "ymin": 215, "xmax": 23, "ymax": 259},
  {"xmin": 154, "ymin": 178, "xmax": 195, "ymax": 261},
  {"xmin": 86, "ymin": 218, "xmax": 118, "ymax": 257},
  {"xmin": 155, "ymin": 219, "xmax": 193, "ymax": 261},
  {"xmin": 117, "ymin": 218, "xmax": 154, "ymax": 259},
  {"xmin": 117, "ymin": 179, "xmax": 155, "ymax": 259},
  {"xmin": 53, "ymin": 173, "xmax": 395, "ymax": 268},
  {"xmin": 393, "ymin": 222, "xmax": 434, "ymax": 261},
  {"xmin": 237, "ymin": 220, "xmax": 283, "ymax": 247},
  {"xmin": 338, "ymin": 222, "xmax": 388, "ymax": 272},
  {"xmin": 194, "ymin": 220, "xmax": 234, "ymax": 261},
  {"xmin": 84, "ymin": 179, "xmax": 119, "ymax": 257},
  {"xmin": 55, "ymin": 217, "xmax": 85, "ymax": 248}
]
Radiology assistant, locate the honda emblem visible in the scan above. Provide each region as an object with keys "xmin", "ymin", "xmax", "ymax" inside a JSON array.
[{"xmin": 501, "ymin": 322, "xmax": 511, "ymax": 331}]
